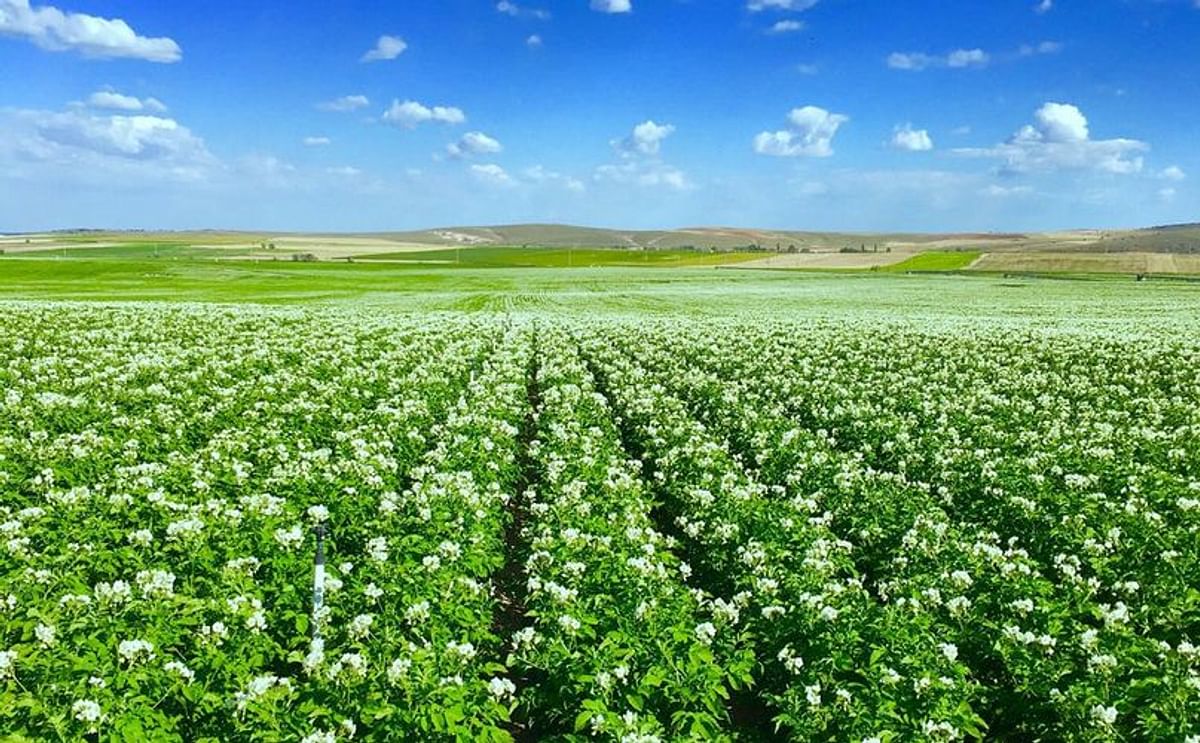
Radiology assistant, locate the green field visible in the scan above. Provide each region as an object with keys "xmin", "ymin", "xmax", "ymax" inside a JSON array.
[
  {"xmin": 7, "ymin": 242, "xmax": 269, "ymax": 260},
  {"xmin": 1, "ymin": 261, "xmax": 1198, "ymax": 741},
  {"xmin": 0, "ymin": 255, "xmax": 1197, "ymax": 326},
  {"xmin": 877, "ymin": 250, "xmax": 981, "ymax": 272},
  {"xmin": 351, "ymin": 246, "xmax": 762, "ymax": 267}
]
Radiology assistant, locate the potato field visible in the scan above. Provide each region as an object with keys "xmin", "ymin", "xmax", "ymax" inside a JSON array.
[{"xmin": 0, "ymin": 304, "xmax": 1197, "ymax": 741}]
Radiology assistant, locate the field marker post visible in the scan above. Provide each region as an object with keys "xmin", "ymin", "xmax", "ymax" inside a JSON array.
[{"xmin": 312, "ymin": 524, "xmax": 327, "ymax": 642}]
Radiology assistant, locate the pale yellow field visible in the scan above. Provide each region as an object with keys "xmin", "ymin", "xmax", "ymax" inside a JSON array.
[
  {"xmin": 969, "ymin": 251, "xmax": 1200, "ymax": 275},
  {"xmin": 733, "ymin": 249, "xmax": 916, "ymax": 270}
]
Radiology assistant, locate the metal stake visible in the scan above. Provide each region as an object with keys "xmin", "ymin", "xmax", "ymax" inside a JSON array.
[{"xmin": 312, "ymin": 524, "xmax": 326, "ymax": 642}]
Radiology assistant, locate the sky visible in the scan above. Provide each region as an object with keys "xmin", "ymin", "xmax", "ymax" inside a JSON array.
[{"xmin": 0, "ymin": 0, "xmax": 1197, "ymax": 233}]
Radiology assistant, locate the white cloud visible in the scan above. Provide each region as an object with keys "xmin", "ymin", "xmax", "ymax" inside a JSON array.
[
  {"xmin": 525, "ymin": 165, "xmax": 585, "ymax": 192},
  {"xmin": 303, "ymin": 136, "xmax": 331, "ymax": 147},
  {"xmin": 753, "ymin": 105, "xmax": 848, "ymax": 157},
  {"xmin": 595, "ymin": 160, "xmax": 692, "ymax": 190},
  {"xmin": 35, "ymin": 111, "xmax": 207, "ymax": 162},
  {"xmin": 1019, "ymin": 40, "xmax": 1062, "ymax": 55},
  {"xmin": 767, "ymin": 19, "xmax": 804, "ymax": 34},
  {"xmin": 470, "ymin": 163, "xmax": 516, "ymax": 187},
  {"xmin": 947, "ymin": 48, "xmax": 988, "ymax": 68},
  {"xmin": 748, "ymin": 0, "xmax": 819, "ymax": 10},
  {"xmin": 325, "ymin": 166, "xmax": 362, "ymax": 177},
  {"xmin": 382, "ymin": 99, "xmax": 466, "ymax": 128},
  {"xmin": 317, "ymin": 95, "xmax": 370, "ymax": 112},
  {"xmin": 86, "ymin": 90, "xmax": 166, "ymax": 113},
  {"xmin": 954, "ymin": 102, "xmax": 1147, "ymax": 175},
  {"xmin": 600, "ymin": 122, "xmax": 687, "ymax": 190},
  {"xmin": 886, "ymin": 52, "xmax": 934, "ymax": 71},
  {"xmin": 892, "ymin": 42, "xmax": 1057, "ymax": 71},
  {"xmin": 889, "ymin": 48, "xmax": 988, "ymax": 70},
  {"xmin": 590, "ymin": 0, "xmax": 631, "ymax": 13},
  {"xmin": 0, "ymin": 0, "xmax": 180, "ymax": 61},
  {"xmin": 361, "ymin": 35, "xmax": 406, "ymax": 62},
  {"xmin": 235, "ymin": 154, "xmax": 299, "ymax": 188},
  {"xmin": 447, "ymin": 131, "xmax": 503, "ymax": 158},
  {"xmin": 1035, "ymin": 102, "xmax": 1088, "ymax": 142},
  {"xmin": 1034, "ymin": 0, "xmax": 1052, "ymax": 13},
  {"xmin": 796, "ymin": 63, "xmax": 819, "ymax": 75},
  {"xmin": 891, "ymin": 124, "xmax": 933, "ymax": 152},
  {"xmin": 614, "ymin": 120, "xmax": 676, "ymax": 156},
  {"xmin": 982, "ymin": 184, "xmax": 1033, "ymax": 198},
  {"xmin": 497, "ymin": 1, "xmax": 549, "ymax": 19},
  {"xmin": 526, "ymin": 34, "xmax": 542, "ymax": 48},
  {"xmin": 1161, "ymin": 165, "xmax": 1186, "ymax": 181}
]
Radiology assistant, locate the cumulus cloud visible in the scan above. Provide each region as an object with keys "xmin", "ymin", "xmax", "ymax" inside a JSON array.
[
  {"xmin": 891, "ymin": 42, "xmax": 1058, "ymax": 71},
  {"xmin": 317, "ymin": 95, "xmax": 370, "ymax": 112},
  {"xmin": 1034, "ymin": 101, "xmax": 1088, "ymax": 141},
  {"xmin": 524, "ymin": 165, "xmax": 585, "ymax": 192},
  {"xmin": 601, "ymin": 120, "xmax": 688, "ymax": 189},
  {"xmin": 1034, "ymin": 0, "xmax": 1052, "ymax": 13},
  {"xmin": 1160, "ymin": 165, "xmax": 1186, "ymax": 181},
  {"xmin": 361, "ymin": 35, "xmax": 406, "ymax": 62},
  {"xmin": 886, "ymin": 52, "xmax": 934, "ymax": 71},
  {"xmin": 888, "ymin": 48, "xmax": 988, "ymax": 71},
  {"xmin": 753, "ymin": 105, "xmax": 848, "ymax": 157},
  {"xmin": 748, "ymin": 0, "xmax": 819, "ymax": 10},
  {"xmin": 767, "ymin": 19, "xmax": 804, "ymax": 34},
  {"xmin": 34, "ymin": 111, "xmax": 207, "ymax": 162},
  {"xmin": 954, "ymin": 102, "xmax": 1147, "ymax": 175},
  {"xmin": 496, "ymin": 1, "xmax": 549, "ymax": 19},
  {"xmin": 947, "ymin": 48, "xmax": 988, "ymax": 67},
  {"xmin": 4, "ymin": 106, "xmax": 212, "ymax": 184},
  {"xmin": 470, "ymin": 163, "xmax": 516, "ymax": 187},
  {"xmin": 595, "ymin": 160, "xmax": 691, "ymax": 190},
  {"xmin": 0, "ymin": 0, "xmax": 180, "ymax": 61},
  {"xmin": 86, "ymin": 90, "xmax": 166, "ymax": 113},
  {"xmin": 614, "ymin": 120, "xmax": 675, "ymax": 156},
  {"xmin": 447, "ymin": 131, "xmax": 503, "ymax": 158},
  {"xmin": 382, "ymin": 99, "xmax": 466, "ymax": 128},
  {"xmin": 526, "ymin": 34, "xmax": 542, "ymax": 48},
  {"xmin": 303, "ymin": 136, "xmax": 331, "ymax": 146},
  {"xmin": 590, "ymin": 0, "xmax": 631, "ymax": 13},
  {"xmin": 891, "ymin": 124, "xmax": 933, "ymax": 152},
  {"xmin": 325, "ymin": 165, "xmax": 361, "ymax": 177}
]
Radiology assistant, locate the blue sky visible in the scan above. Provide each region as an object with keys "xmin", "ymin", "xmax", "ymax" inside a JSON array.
[{"xmin": 0, "ymin": 0, "xmax": 1196, "ymax": 232}]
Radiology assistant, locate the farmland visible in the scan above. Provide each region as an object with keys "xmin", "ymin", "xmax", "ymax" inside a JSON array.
[{"xmin": 0, "ymin": 261, "xmax": 1198, "ymax": 741}]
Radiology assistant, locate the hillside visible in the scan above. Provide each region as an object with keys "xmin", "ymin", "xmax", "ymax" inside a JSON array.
[{"xmin": 2, "ymin": 223, "xmax": 1198, "ymax": 275}]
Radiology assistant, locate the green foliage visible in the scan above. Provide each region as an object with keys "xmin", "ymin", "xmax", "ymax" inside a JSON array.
[
  {"xmin": 877, "ymin": 251, "xmax": 981, "ymax": 272},
  {"xmin": 0, "ymin": 283, "xmax": 1197, "ymax": 740}
]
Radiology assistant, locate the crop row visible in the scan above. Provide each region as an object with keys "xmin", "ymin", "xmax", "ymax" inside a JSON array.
[{"xmin": 593, "ymin": 321, "xmax": 1199, "ymax": 740}]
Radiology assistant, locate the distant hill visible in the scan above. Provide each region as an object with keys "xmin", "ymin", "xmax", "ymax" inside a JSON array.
[
  {"xmin": 5, "ymin": 222, "xmax": 1198, "ymax": 261},
  {"xmin": 369, "ymin": 224, "xmax": 1042, "ymax": 252},
  {"xmin": 363, "ymin": 222, "xmax": 1199, "ymax": 253}
]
